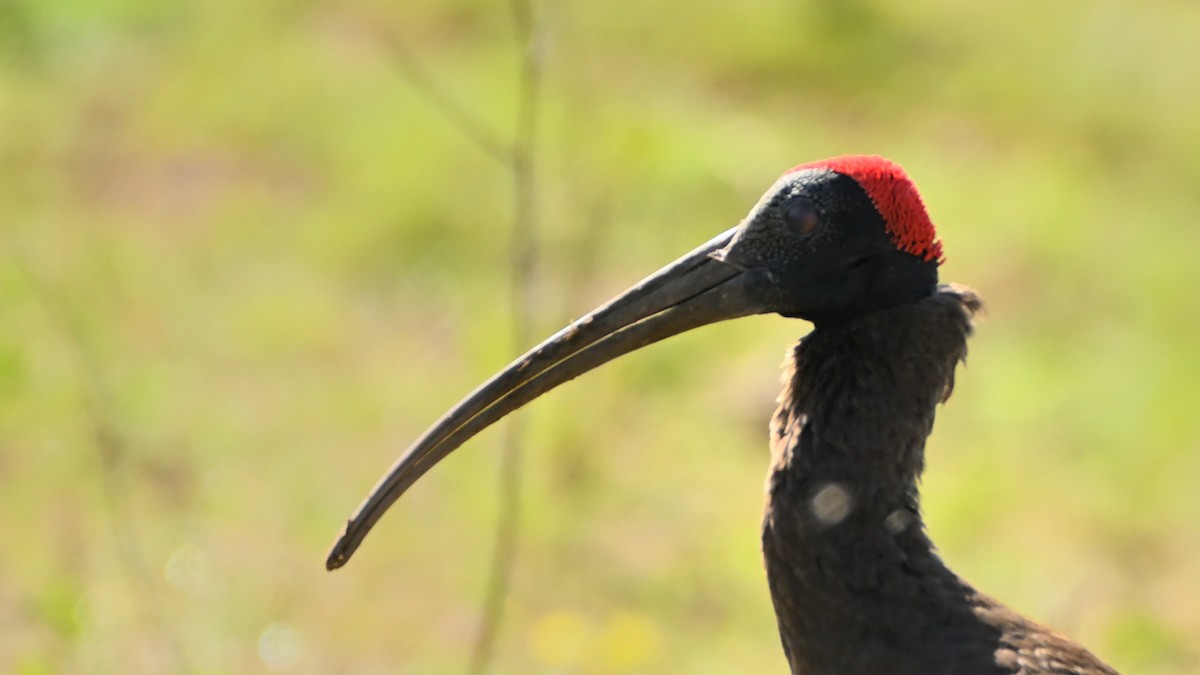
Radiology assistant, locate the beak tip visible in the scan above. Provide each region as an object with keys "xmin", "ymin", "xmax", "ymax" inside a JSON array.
[{"xmin": 325, "ymin": 524, "xmax": 358, "ymax": 571}]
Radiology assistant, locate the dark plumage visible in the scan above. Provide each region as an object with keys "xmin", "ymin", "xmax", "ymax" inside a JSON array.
[
  {"xmin": 327, "ymin": 156, "xmax": 1117, "ymax": 674},
  {"xmin": 765, "ymin": 286, "xmax": 1114, "ymax": 674}
]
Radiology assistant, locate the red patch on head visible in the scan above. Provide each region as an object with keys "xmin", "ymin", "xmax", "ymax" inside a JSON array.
[{"xmin": 790, "ymin": 155, "xmax": 944, "ymax": 263}]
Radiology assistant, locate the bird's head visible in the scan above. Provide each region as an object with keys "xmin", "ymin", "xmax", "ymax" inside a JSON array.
[
  {"xmin": 328, "ymin": 155, "xmax": 945, "ymax": 568},
  {"xmin": 717, "ymin": 155, "xmax": 942, "ymax": 325}
]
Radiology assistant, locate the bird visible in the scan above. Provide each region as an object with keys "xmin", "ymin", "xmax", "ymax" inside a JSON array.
[{"xmin": 326, "ymin": 155, "xmax": 1118, "ymax": 674}]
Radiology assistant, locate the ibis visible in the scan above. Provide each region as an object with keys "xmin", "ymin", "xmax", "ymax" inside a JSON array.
[{"xmin": 328, "ymin": 156, "xmax": 1116, "ymax": 674}]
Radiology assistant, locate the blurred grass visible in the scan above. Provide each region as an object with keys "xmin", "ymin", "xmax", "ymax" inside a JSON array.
[{"xmin": 2, "ymin": 0, "xmax": 1199, "ymax": 672}]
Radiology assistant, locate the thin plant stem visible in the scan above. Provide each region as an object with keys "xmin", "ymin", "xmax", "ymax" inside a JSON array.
[
  {"xmin": 16, "ymin": 259, "xmax": 190, "ymax": 675},
  {"xmin": 467, "ymin": 0, "xmax": 542, "ymax": 672}
]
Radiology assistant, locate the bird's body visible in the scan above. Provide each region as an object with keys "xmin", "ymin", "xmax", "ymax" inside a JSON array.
[
  {"xmin": 328, "ymin": 156, "xmax": 1118, "ymax": 674},
  {"xmin": 764, "ymin": 286, "xmax": 1115, "ymax": 674}
]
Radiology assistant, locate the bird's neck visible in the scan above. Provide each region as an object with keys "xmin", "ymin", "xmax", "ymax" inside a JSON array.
[{"xmin": 762, "ymin": 285, "xmax": 983, "ymax": 673}]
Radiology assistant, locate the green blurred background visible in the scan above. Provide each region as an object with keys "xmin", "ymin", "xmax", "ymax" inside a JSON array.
[{"xmin": 3, "ymin": 0, "xmax": 1199, "ymax": 672}]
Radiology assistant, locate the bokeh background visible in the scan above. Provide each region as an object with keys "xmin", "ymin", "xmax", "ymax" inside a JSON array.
[{"xmin": 3, "ymin": 0, "xmax": 1200, "ymax": 673}]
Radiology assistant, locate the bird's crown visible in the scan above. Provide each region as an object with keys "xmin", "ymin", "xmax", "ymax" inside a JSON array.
[{"xmin": 789, "ymin": 155, "xmax": 943, "ymax": 263}]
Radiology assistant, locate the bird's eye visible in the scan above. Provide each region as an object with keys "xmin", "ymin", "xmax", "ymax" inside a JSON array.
[{"xmin": 784, "ymin": 200, "xmax": 820, "ymax": 237}]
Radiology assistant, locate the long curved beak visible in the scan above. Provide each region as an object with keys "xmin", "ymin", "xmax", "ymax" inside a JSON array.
[{"xmin": 327, "ymin": 225, "xmax": 770, "ymax": 570}]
